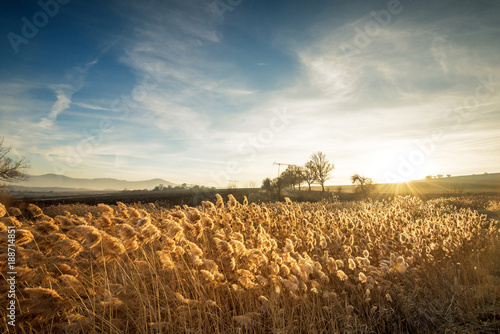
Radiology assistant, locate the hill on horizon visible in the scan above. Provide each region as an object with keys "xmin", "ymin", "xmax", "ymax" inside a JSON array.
[
  {"xmin": 324, "ymin": 172, "xmax": 500, "ymax": 194},
  {"xmin": 13, "ymin": 174, "xmax": 176, "ymax": 191}
]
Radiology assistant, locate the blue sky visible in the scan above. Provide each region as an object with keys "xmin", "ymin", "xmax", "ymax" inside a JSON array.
[{"xmin": 1, "ymin": 0, "xmax": 499, "ymax": 187}]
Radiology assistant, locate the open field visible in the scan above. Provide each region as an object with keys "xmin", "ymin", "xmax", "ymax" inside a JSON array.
[
  {"xmin": 333, "ymin": 172, "xmax": 500, "ymax": 194},
  {"xmin": 14, "ymin": 189, "xmax": 262, "ymax": 208},
  {"xmin": 322, "ymin": 173, "xmax": 500, "ymax": 197},
  {"xmin": 376, "ymin": 173, "xmax": 500, "ymax": 194},
  {"xmin": 4, "ymin": 188, "xmax": 336, "ymax": 210},
  {"xmin": 6, "ymin": 173, "xmax": 498, "ymax": 209},
  {"xmin": 1, "ymin": 195, "xmax": 499, "ymax": 333}
]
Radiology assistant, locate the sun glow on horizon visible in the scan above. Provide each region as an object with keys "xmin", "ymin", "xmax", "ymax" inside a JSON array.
[{"xmin": 364, "ymin": 147, "xmax": 441, "ymax": 184}]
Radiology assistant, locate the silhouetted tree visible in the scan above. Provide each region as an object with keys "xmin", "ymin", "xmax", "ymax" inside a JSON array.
[
  {"xmin": 262, "ymin": 178, "xmax": 272, "ymax": 197},
  {"xmin": 272, "ymin": 176, "xmax": 285, "ymax": 200},
  {"xmin": 291, "ymin": 165, "xmax": 305, "ymax": 190},
  {"xmin": 280, "ymin": 165, "xmax": 304, "ymax": 190},
  {"xmin": 0, "ymin": 138, "xmax": 28, "ymax": 183},
  {"xmin": 310, "ymin": 151, "xmax": 334, "ymax": 192},
  {"xmin": 303, "ymin": 160, "xmax": 317, "ymax": 191},
  {"xmin": 280, "ymin": 167, "xmax": 296, "ymax": 190},
  {"xmin": 153, "ymin": 184, "xmax": 165, "ymax": 191},
  {"xmin": 351, "ymin": 174, "xmax": 375, "ymax": 198}
]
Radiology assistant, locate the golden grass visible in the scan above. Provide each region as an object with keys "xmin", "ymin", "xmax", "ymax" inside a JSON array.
[{"xmin": 1, "ymin": 196, "xmax": 499, "ymax": 333}]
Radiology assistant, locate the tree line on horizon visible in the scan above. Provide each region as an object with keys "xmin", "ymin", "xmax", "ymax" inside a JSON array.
[
  {"xmin": 261, "ymin": 151, "xmax": 377, "ymax": 200},
  {"xmin": 0, "ymin": 140, "xmax": 376, "ymax": 201},
  {"xmin": 261, "ymin": 151, "xmax": 333, "ymax": 197}
]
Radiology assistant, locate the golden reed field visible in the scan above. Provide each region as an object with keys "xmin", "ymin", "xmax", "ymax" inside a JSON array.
[{"xmin": 1, "ymin": 195, "xmax": 500, "ymax": 333}]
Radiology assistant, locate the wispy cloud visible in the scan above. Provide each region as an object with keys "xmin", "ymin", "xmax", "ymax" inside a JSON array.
[
  {"xmin": 38, "ymin": 58, "xmax": 99, "ymax": 128},
  {"xmin": 39, "ymin": 87, "xmax": 72, "ymax": 128},
  {"xmin": 73, "ymin": 102, "xmax": 112, "ymax": 111}
]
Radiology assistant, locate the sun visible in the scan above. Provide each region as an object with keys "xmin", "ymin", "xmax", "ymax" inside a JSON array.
[{"xmin": 368, "ymin": 148, "xmax": 439, "ymax": 184}]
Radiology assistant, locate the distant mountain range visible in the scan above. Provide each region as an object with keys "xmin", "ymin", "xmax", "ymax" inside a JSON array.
[{"xmin": 12, "ymin": 174, "xmax": 176, "ymax": 191}]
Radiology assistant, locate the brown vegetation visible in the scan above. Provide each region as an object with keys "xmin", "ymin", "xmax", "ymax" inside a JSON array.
[{"xmin": 0, "ymin": 195, "xmax": 499, "ymax": 333}]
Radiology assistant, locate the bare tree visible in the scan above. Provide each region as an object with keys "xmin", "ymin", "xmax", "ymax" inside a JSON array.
[
  {"xmin": 450, "ymin": 182, "xmax": 465, "ymax": 196},
  {"xmin": 310, "ymin": 151, "xmax": 334, "ymax": 192},
  {"xmin": 280, "ymin": 167, "xmax": 296, "ymax": 190},
  {"xmin": 303, "ymin": 160, "xmax": 317, "ymax": 191},
  {"xmin": 280, "ymin": 165, "xmax": 305, "ymax": 190},
  {"xmin": 351, "ymin": 174, "xmax": 375, "ymax": 198},
  {"xmin": 272, "ymin": 176, "xmax": 285, "ymax": 200},
  {"xmin": 0, "ymin": 138, "xmax": 29, "ymax": 183},
  {"xmin": 292, "ymin": 165, "xmax": 305, "ymax": 191}
]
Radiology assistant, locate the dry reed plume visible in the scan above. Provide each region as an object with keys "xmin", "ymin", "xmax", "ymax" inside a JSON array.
[{"xmin": 0, "ymin": 196, "xmax": 499, "ymax": 333}]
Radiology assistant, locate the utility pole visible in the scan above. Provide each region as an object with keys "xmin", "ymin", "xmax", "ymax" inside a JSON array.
[{"xmin": 273, "ymin": 162, "xmax": 293, "ymax": 178}]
